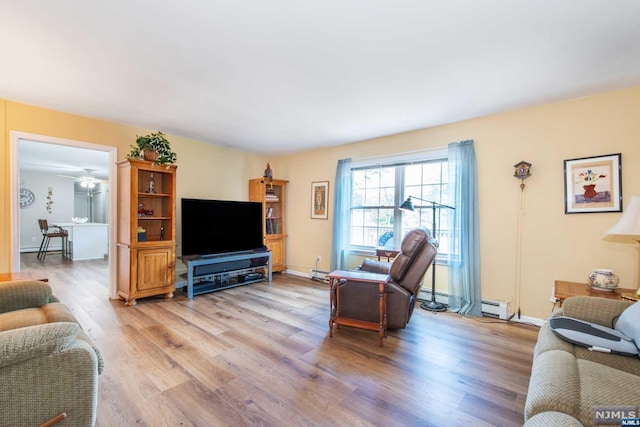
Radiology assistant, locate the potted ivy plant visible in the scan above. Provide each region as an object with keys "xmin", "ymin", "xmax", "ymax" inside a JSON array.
[{"xmin": 128, "ymin": 131, "xmax": 177, "ymax": 166}]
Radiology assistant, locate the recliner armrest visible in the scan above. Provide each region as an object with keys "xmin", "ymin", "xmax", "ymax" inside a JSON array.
[
  {"xmin": 360, "ymin": 258, "xmax": 392, "ymax": 275},
  {"xmin": 0, "ymin": 322, "xmax": 79, "ymax": 369}
]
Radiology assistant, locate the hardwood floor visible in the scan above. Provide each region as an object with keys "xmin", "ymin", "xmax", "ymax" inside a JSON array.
[{"xmin": 21, "ymin": 253, "xmax": 539, "ymax": 426}]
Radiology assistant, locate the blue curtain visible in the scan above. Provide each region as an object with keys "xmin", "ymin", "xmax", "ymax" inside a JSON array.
[
  {"xmin": 330, "ymin": 158, "xmax": 352, "ymax": 271},
  {"xmin": 447, "ymin": 140, "xmax": 482, "ymax": 315}
]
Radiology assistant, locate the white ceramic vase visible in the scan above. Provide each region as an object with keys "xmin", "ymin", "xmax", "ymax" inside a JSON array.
[{"xmin": 588, "ymin": 269, "xmax": 620, "ymax": 289}]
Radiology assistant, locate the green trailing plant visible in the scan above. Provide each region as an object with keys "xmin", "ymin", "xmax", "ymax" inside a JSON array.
[{"xmin": 128, "ymin": 131, "xmax": 177, "ymax": 166}]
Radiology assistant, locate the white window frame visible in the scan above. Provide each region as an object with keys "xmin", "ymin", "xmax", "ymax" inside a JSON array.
[{"xmin": 349, "ymin": 147, "xmax": 448, "ymax": 257}]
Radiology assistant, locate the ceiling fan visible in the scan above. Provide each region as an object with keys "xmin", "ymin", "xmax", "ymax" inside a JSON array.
[{"xmin": 58, "ymin": 169, "xmax": 108, "ymax": 188}]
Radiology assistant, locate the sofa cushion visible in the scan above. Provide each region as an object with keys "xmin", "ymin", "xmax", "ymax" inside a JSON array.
[
  {"xmin": 0, "ymin": 308, "xmax": 48, "ymax": 332},
  {"xmin": 576, "ymin": 359, "xmax": 640, "ymax": 425},
  {"xmin": 0, "ymin": 302, "xmax": 78, "ymax": 332},
  {"xmin": 574, "ymin": 346, "xmax": 640, "ymax": 376}
]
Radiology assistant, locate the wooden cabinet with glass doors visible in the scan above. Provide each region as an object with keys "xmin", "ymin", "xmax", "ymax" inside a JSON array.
[
  {"xmin": 249, "ymin": 178, "xmax": 288, "ymax": 273},
  {"xmin": 116, "ymin": 158, "xmax": 177, "ymax": 305}
]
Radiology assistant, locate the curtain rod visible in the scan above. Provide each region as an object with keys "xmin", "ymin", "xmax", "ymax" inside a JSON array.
[{"xmin": 350, "ymin": 145, "xmax": 448, "ymax": 169}]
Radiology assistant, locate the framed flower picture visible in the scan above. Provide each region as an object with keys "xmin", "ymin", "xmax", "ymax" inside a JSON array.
[{"xmin": 564, "ymin": 153, "xmax": 622, "ymax": 214}]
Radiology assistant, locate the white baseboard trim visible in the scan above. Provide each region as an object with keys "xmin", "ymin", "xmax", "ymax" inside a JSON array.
[{"xmin": 509, "ymin": 315, "xmax": 544, "ymax": 327}]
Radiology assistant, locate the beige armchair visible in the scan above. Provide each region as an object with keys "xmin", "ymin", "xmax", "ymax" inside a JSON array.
[
  {"xmin": 335, "ymin": 228, "xmax": 437, "ymax": 330},
  {"xmin": 0, "ymin": 280, "xmax": 103, "ymax": 427}
]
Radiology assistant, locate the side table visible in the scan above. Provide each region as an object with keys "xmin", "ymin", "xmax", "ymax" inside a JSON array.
[
  {"xmin": 376, "ymin": 248, "xmax": 400, "ymax": 262},
  {"xmin": 328, "ymin": 270, "xmax": 390, "ymax": 347},
  {"xmin": 0, "ymin": 272, "xmax": 48, "ymax": 283},
  {"xmin": 554, "ymin": 280, "xmax": 636, "ymax": 306}
]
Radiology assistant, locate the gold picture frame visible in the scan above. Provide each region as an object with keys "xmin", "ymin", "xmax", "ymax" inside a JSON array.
[
  {"xmin": 311, "ymin": 181, "xmax": 329, "ymax": 219},
  {"xmin": 564, "ymin": 153, "xmax": 622, "ymax": 214}
]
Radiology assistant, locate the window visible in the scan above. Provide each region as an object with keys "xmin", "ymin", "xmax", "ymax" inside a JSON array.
[{"xmin": 349, "ymin": 155, "xmax": 450, "ymax": 256}]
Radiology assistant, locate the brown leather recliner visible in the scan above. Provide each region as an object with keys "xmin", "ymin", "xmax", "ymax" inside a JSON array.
[{"xmin": 336, "ymin": 228, "xmax": 437, "ymax": 330}]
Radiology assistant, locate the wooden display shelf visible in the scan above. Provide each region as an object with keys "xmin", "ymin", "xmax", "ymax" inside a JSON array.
[
  {"xmin": 249, "ymin": 178, "xmax": 288, "ymax": 273},
  {"xmin": 117, "ymin": 158, "xmax": 177, "ymax": 306}
]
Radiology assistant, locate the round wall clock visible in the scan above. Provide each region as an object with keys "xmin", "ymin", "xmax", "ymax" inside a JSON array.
[{"xmin": 19, "ymin": 187, "xmax": 35, "ymax": 208}]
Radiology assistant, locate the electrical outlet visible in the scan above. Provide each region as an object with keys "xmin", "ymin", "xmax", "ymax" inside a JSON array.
[
  {"xmin": 316, "ymin": 255, "xmax": 321, "ymax": 263},
  {"xmin": 31, "ymin": 236, "xmax": 37, "ymax": 242}
]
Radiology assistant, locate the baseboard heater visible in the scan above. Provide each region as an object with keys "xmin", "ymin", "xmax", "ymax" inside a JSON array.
[{"xmin": 418, "ymin": 289, "xmax": 510, "ymax": 320}]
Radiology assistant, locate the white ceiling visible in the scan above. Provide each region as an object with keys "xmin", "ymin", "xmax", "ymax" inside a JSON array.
[
  {"xmin": 2, "ymin": 1, "xmax": 640, "ymax": 155},
  {"xmin": 19, "ymin": 139, "xmax": 109, "ymax": 179}
]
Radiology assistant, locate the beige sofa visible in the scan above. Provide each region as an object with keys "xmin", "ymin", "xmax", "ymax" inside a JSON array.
[
  {"xmin": 0, "ymin": 280, "xmax": 104, "ymax": 427},
  {"xmin": 525, "ymin": 296, "xmax": 640, "ymax": 426}
]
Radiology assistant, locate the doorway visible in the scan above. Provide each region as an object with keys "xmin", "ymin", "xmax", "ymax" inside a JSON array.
[{"xmin": 10, "ymin": 131, "xmax": 118, "ymax": 299}]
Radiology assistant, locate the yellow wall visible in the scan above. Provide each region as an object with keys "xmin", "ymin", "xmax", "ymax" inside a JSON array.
[
  {"xmin": 1, "ymin": 99, "xmax": 269, "ymax": 270},
  {"xmin": 278, "ymin": 86, "xmax": 640, "ymax": 319},
  {"xmin": 3, "ymin": 86, "xmax": 640, "ymax": 320}
]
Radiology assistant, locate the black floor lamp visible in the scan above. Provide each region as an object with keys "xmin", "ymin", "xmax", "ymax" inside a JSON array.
[{"xmin": 399, "ymin": 196, "xmax": 455, "ymax": 312}]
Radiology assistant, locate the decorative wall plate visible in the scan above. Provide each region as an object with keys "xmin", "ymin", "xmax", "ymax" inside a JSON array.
[{"xmin": 19, "ymin": 187, "xmax": 35, "ymax": 208}]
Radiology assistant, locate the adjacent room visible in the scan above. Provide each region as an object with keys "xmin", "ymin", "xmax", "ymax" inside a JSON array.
[{"xmin": 1, "ymin": 1, "xmax": 640, "ymax": 426}]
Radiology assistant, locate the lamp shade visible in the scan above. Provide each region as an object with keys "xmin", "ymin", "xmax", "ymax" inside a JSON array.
[
  {"xmin": 399, "ymin": 197, "xmax": 415, "ymax": 212},
  {"xmin": 605, "ymin": 195, "xmax": 640, "ymax": 244}
]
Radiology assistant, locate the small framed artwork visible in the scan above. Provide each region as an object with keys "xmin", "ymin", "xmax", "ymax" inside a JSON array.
[
  {"xmin": 564, "ymin": 153, "xmax": 622, "ymax": 214},
  {"xmin": 311, "ymin": 181, "xmax": 329, "ymax": 219}
]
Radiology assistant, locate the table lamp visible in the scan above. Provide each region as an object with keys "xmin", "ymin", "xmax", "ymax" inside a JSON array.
[{"xmin": 605, "ymin": 194, "xmax": 640, "ymax": 301}]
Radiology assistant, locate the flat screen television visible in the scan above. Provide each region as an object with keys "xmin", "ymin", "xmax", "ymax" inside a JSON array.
[{"xmin": 181, "ymin": 198, "xmax": 264, "ymax": 257}]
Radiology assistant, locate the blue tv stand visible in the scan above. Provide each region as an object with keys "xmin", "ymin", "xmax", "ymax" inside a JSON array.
[{"xmin": 179, "ymin": 250, "xmax": 272, "ymax": 299}]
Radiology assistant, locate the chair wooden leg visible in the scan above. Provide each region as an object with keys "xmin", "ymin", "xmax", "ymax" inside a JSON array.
[{"xmin": 38, "ymin": 412, "xmax": 67, "ymax": 427}]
